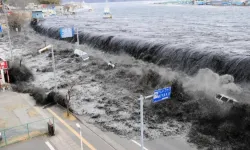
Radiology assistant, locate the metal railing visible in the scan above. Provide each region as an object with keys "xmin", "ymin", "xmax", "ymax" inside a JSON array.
[{"xmin": 0, "ymin": 117, "xmax": 54, "ymax": 147}]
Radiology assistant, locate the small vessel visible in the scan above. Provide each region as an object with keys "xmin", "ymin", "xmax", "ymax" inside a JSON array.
[
  {"xmin": 215, "ymin": 94, "xmax": 238, "ymax": 104},
  {"xmin": 103, "ymin": 0, "xmax": 112, "ymax": 19},
  {"xmin": 87, "ymin": 5, "xmax": 93, "ymax": 12}
]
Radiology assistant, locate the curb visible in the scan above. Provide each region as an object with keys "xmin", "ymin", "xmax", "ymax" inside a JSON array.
[{"xmin": 56, "ymin": 104, "xmax": 127, "ymax": 150}]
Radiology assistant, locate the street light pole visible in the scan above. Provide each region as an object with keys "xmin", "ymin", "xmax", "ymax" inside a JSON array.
[
  {"xmin": 2, "ymin": 1, "xmax": 13, "ymax": 61},
  {"xmin": 51, "ymin": 45, "xmax": 57, "ymax": 91},
  {"xmin": 79, "ymin": 128, "xmax": 83, "ymax": 150},
  {"xmin": 76, "ymin": 27, "xmax": 79, "ymax": 47},
  {"xmin": 140, "ymin": 95, "xmax": 144, "ymax": 150},
  {"xmin": 76, "ymin": 123, "xmax": 83, "ymax": 150}
]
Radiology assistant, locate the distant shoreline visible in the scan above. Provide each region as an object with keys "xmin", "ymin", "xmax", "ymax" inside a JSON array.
[{"xmin": 153, "ymin": 1, "xmax": 250, "ymax": 6}]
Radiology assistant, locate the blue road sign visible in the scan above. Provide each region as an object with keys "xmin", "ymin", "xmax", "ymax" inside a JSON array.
[
  {"xmin": 0, "ymin": 25, "xmax": 3, "ymax": 33},
  {"xmin": 153, "ymin": 87, "xmax": 171, "ymax": 103},
  {"xmin": 59, "ymin": 27, "xmax": 74, "ymax": 38}
]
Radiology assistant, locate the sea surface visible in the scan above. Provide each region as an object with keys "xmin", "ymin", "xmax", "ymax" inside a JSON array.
[{"xmin": 38, "ymin": 2, "xmax": 250, "ymax": 82}]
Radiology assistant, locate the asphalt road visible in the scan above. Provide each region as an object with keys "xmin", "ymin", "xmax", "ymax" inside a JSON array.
[
  {"xmin": 47, "ymin": 106, "xmax": 119, "ymax": 150},
  {"xmin": 0, "ymin": 92, "xmax": 196, "ymax": 150},
  {"xmin": 50, "ymin": 105, "xmax": 196, "ymax": 150},
  {"xmin": 105, "ymin": 132, "xmax": 197, "ymax": 150},
  {"xmin": 2, "ymin": 137, "xmax": 51, "ymax": 150}
]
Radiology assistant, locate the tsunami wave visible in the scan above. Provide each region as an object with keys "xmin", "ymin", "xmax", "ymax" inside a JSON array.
[{"xmin": 31, "ymin": 23, "xmax": 250, "ymax": 82}]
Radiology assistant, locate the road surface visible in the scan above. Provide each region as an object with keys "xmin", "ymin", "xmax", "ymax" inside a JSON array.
[
  {"xmin": 0, "ymin": 92, "xmax": 196, "ymax": 150},
  {"xmin": 2, "ymin": 137, "xmax": 51, "ymax": 150}
]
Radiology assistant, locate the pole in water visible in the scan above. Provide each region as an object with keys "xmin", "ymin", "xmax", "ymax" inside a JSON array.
[
  {"xmin": 140, "ymin": 95, "xmax": 144, "ymax": 150},
  {"xmin": 77, "ymin": 27, "xmax": 79, "ymax": 46},
  {"xmin": 51, "ymin": 45, "xmax": 57, "ymax": 91},
  {"xmin": 2, "ymin": 1, "xmax": 13, "ymax": 61}
]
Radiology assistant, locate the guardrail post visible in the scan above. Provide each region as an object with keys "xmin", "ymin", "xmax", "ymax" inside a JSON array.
[
  {"xmin": 27, "ymin": 124, "xmax": 30, "ymax": 138},
  {"xmin": 3, "ymin": 130, "xmax": 7, "ymax": 146}
]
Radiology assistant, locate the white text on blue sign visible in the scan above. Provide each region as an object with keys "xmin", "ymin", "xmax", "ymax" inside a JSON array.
[{"xmin": 153, "ymin": 87, "xmax": 171, "ymax": 103}]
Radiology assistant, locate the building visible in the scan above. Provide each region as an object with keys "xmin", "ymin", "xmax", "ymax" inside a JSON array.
[
  {"xmin": 25, "ymin": 3, "xmax": 38, "ymax": 10},
  {"xmin": 55, "ymin": 6, "xmax": 64, "ymax": 15},
  {"xmin": 210, "ymin": 0, "xmax": 232, "ymax": 5},
  {"xmin": 32, "ymin": 10, "xmax": 44, "ymax": 19},
  {"xmin": 232, "ymin": 0, "xmax": 250, "ymax": 5}
]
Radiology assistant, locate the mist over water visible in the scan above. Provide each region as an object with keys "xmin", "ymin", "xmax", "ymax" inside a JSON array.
[{"xmin": 34, "ymin": 2, "xmax": 250, "ymax": 82}]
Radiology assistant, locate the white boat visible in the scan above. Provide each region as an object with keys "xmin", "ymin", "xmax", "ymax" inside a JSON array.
[
  {"xmin": 86, "ymin": 5, "xmax": 93, "ymax": 12},
  {"xmin": 103, "ymin": 0, "xmax": 112, "ymax": 19},
  {"xmin": 215, "ymin": 94, "xmax": 238, "ymax": 104}
]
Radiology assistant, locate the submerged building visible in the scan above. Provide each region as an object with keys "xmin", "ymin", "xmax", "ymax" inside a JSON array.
[
  {"xmin": 154, "ymin": 0, "xmax": 250, "ymax": 5},
  {"xmin": 231, "ymin": 0, "xmax": 250, "ymax": 5},
  {"xmin": 210, "ymin": 0, "xmax": 250, "ymax": 5},
  {"xmin": 193, "ymin": 0, "xmax": 250, "ymax": 5},
  {"xmin": 210, "ymin": 0, "xmax": 232, "ymax": 5}
]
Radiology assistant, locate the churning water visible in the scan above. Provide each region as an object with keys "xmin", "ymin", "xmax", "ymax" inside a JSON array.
[{"xmin": 33, "ymin": 2, "xmax": 250, "ymax": 82}]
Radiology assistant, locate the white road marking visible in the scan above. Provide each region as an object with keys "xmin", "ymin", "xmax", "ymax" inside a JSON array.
[
  {"xmin": 131, "ymin": 140, "xmax": 149, "ymax": 150},
  {"xmin": 45, "ymin": 141, "xmax": 56, "ymax": 150}
]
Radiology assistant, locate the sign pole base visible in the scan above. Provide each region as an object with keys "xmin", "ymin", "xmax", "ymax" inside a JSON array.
[{"xmin": 140, "ymin": 95, "xmax": 144, "ymax": 150}]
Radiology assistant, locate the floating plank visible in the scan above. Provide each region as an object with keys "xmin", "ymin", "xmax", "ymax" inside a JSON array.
[{"xmin": 39, "ymin": 44, "xmax": 52, "ymax": 53}]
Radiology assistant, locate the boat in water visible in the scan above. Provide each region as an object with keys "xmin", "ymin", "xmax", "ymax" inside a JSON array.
[
  {"xmin": 85, "ymin": 5, "xmax": 93, "ymax": 12},
  {"xmin": 103, "ymin": 0, "xmax": 112, "ymax": 19}
]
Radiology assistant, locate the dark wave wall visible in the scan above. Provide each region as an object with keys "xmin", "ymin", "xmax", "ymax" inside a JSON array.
[{"xmin": 31, "ymin": 24, "xmax": 250, "ymax": 82}]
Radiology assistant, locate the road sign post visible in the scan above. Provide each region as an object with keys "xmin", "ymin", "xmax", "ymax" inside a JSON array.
[
  {"xmin": 139, "ymin": 87, "xmax": 171, "ymax": 150},
  {"xmin": 59, "ymin": 27, "xmax": 76, "ymax": 50}
]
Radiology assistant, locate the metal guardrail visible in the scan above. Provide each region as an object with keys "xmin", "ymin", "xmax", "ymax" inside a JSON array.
[{"xmin": 0, "ymin": 117, "xmax": 54, "ymax": 147}]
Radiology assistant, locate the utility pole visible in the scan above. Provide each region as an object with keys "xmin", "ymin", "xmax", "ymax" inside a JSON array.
[
  {"xmin": 2, "ymin": 1, "xmax": 13, "ymax": 61},
  {"xmin": 76, "ymin": 27, "xmax": 79, "ymax": 47},
  {"xmin": 51, "ymin": 45, "xmax": 57, "ymax": 91},
  {"xmin": 140, "ymin": 95, "xmax": 144, "ymax": 150}
]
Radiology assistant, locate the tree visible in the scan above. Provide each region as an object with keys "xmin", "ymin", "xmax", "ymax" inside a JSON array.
[
  {"xmin": 38, "ymin": 0, "xmax": 60, "ymax": 4},
  {"xmin": 4, "ymin": 0, "xmax": 39, "ymax": 8},
  {"xmin": 65, "ymin": 83, "xmax": 75, "ymax": 117},
  {"xmin": 7, "ymin": 12, "xmax": 25, "ymax": 31}
]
